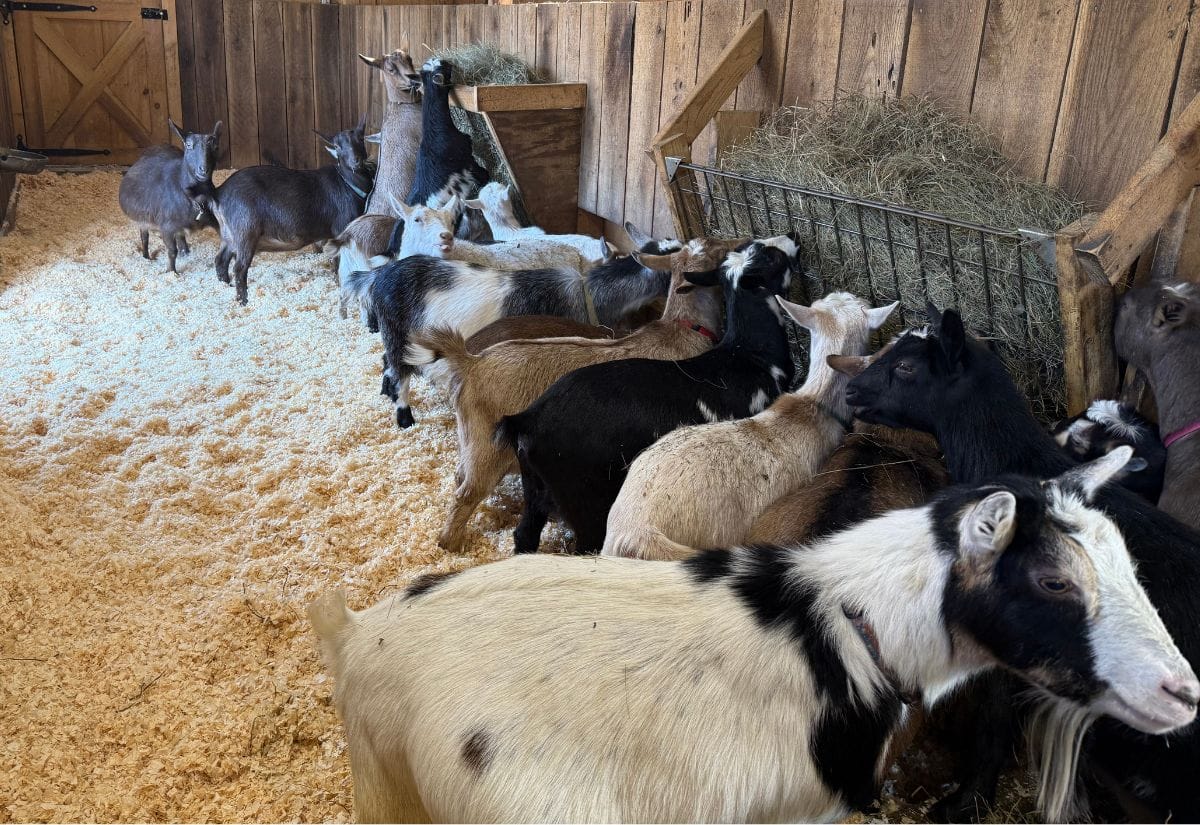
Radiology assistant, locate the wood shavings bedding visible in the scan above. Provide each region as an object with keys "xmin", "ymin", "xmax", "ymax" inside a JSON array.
[{"xmin": 0, "ymin": 170, "xmax": 568, "ymax": 823}]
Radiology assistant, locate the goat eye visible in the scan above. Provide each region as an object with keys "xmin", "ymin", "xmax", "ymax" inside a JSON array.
[
  {"xmin": 1038, "ymin": 577, "xmax": 1073, "ymax": 595},
  {"xmin": 894, "ymin": 361, "xmax": 914, "ymax": 376}
]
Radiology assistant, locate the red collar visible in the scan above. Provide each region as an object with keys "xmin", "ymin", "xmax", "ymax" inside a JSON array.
[
  {"xmin": 676, "ymin": 318, "xmax": 719, "ymax": 343},
  {"xmin": 1164, "ymin": 419, "xmax": 1200, "ymax": 448}
]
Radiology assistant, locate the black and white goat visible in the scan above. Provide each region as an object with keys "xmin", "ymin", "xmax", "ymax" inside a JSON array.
[
  {"xmin": 844, "ymin": 308, "xmax": 1200, "ymax": 822},
  {"xmin": 497, "ymin": 236, "xmax": 800, "ymax": 555},
  {"xmin": 350, "ymin": 233, "xmax": 684, "ymax": 428},
  {"xmin": 1051, "ymin": 399, "xmax": 1165, "ymax": 503},
  {"xmin": 308, "ymin": 450, "xmax": 1196, "ymax": 823},
  {"xmin": 211, "ymin": 119, "xmax": 371, "ymax": 305}
]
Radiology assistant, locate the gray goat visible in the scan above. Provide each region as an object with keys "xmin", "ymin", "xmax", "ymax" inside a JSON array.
[
  {"xmin": 209, "ymin": 117, "xmax": 372, "ymax": 305},
  {"xmin": 118, "ymin": 119, "xmax": 221, "ymax": 273},
  {"xmin": 359, "ymin": 49, "xmax": 422, "ymax": 217}
]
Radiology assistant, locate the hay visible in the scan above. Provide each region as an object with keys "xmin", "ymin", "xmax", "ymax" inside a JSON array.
[
  {"xmin": 431, "ymin": 42, "xmax": 545, "ymax": 87},
  {"xmin": 0, "ymin": 170, "xmax": 570, "ymax": 822},
  {"xmin": 718, "ymin": 95, "xmax": 1086, "ymax": 419}
]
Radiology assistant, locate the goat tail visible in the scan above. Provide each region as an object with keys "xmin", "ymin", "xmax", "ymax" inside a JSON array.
[
  {"xmin": 340, "ymin": 268, "xmax": 378, "ymax": 324},
  {"xmin": 408, "ymin": 327, "xmax": 475, "ymax": 371},
  {"xmin": 1029, "ymin": 696, "xmax": 1097, "ymax": 823},
  {"xmin": 307, "ymin": 588, "xmax": 356, "ymax": 676},
  {"xmin": 603, "ymin": 523, "xmax": 696, "ymax": 561},
  {"xmin": 494, "ymin": 413, "xmax": 526, "ymax": 452}
]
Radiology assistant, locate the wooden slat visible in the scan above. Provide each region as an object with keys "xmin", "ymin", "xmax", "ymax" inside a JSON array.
[
  {"xmin": 253, "ymin": 0, "xmax": 288, "ymax": 165},
  {"xmin": 596, "ymin": 1, "xmax": 636, "ymax": 222},
  {"xmin": 283, "ymin": 2, "xmax": 316, "ymax": 168},
  {"xmin": 577, "ymin": 2, "xmax": 607, "ymax": 212},
  {"xmin": 1047, "ymin": 0, "xmax": 1189, "ymax": 206},
  {"xmin": 781, "ymin": 0, "xmax": 844, "ymax": 105},
  {"xmin": 174, "ymin": 0, "xmax": 198, "ymax": 130},
  {"xmin": 735, "ymin": 0, "xmax": 790, "ymax": 110},
  {"xmin": 535, "ymin": 3, "xmax": 560, "ymax": 81},
  {"xmin": 224, "ymin": 0, "xmax": 259, "ymax": 167},
  {"xmin": 452, "ymin": 82, "xmax": 587, "ymax": 113},
  {"xmin": 555, "ymin": 2, "xmax": 583, "ymax": 82},
  {"xmin": 624, "ymin": 0, "xmax": 668, "ymax": 239},
  {"xmin": 515, "ymin": 3, "xmax": 538, "ymax": 68},
  {"xmin": 190, "ymin": 0, "xmax": 229, "ymax": 163},
  {"xmin": 1058, "ymin": 217, "xmax": 1119, "ymax": 414},
  {"xmin": 969, "ymin": 0, "xmax": 1079, "ymax": 181},
  {"xmin": 902, "ymin": 0, "xmax": 987, "ymax": 110},
  {"xmin": 834, "ymin": 0, "xmax": 912, "ymax": 98},
  {"xmin": 161, "ymin": 0, "xmax": 183, "ymax": 137},
  {"xmin": 1, "ymin": 25, "xmax": 26, "ymax": 145},
  {"xmin": 692, "ymin": 0, "xmax": 745, "ymax": 170},
  {"xmin": 311, "ymin": 2, "xmax": 342, "ymax": 151},
  {"xmin": 652, "ymin": 0, "xmax": 704, "ymax": 236}
]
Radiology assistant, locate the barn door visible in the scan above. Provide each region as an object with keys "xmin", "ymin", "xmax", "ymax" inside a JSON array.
[{"xmin": 2, "ymin": 0, "xmax": 181, "ymax": 164}]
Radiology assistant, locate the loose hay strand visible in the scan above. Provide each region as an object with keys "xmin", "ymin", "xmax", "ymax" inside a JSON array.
[{"xmin": 430, "ymin": 42, "xmax": 546, "ymax": 87}]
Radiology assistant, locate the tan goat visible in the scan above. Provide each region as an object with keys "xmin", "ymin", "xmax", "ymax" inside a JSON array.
[
  {"xmin": 602, "ymin": 292, "xmax": 898, "ymax": 560},
  {"xmin": 411, "ymin": 237, "xmax": 745, "ymax": 552}
]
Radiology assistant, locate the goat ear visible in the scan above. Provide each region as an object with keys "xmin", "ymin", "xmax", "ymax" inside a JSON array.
[
  {"xmin": 624, "ymin": 220, "xmax": 654, "ymax": 249},
  {"xmin": 365, "ymin": 132, "xmax": 382, "ymax": 145},
  {"xmin": 827, "ymin": 354, "xmax": 871, "ymax": 377},
  {"xmin": 313, "ymin": 129, "xmax": 335, "ymax": 147},
  {"xmin": 463, "ymin": 198, "xmax": 483, "ymax": 211},
  {"xmin": 925, "ymin": 301, "xmax": 943, "ymax": 325},
  {"xmin": 683, "ymin": 268, "xmax": 721, "ymax": 287},
  {"xmin": 776, "ymin": 296, "xmax": 819, "ymax": 329},
  {"xmin": 1052, "ymin": 445, "xmax": 1134, "ymax": 503},
  {"xmin": 388, "ymin": 193, "xmax": 413, "ymax": 219},
  {"xmin": 866, "ymin": 300, "xmax": 900, "ymax": 330},
  {"xmin": 168, "ymin": 117, "xmax": 185, "ymax": 143},
  {"xmin": 600, "ymin": 237, "xmax": 616, "ymax": 262},
  {"xmin": 937, "ymin": 309, "xmax": 967, "ymax": 370},
  {"xmin": 325, "ymin": 145, "xmax": 340, "ymax": 159},
  {"xmin": 445, "ymin": 193, "xmax": 463, "ymax": 214},
  {"xmin": 210, "ymin": 120, "xmax": 224, "ymax": 141},
  {"xmin": 958, "ymin": 490, "xmax": 1018, "ymax": 565},
  {"xmin": 359, "ymin": 53, "xmax": 384, "ymax": 68},
  {"xmin": 632, "ymin": 251, "xmax": 675, "ymax": 271},
  {"xmin": 1153, "ymin": 290, "xmax": 1191, "ymax": 328}
]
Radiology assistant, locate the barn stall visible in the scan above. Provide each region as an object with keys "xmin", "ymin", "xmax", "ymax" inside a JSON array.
[{"xmin": 2, "ymin": 0, "xmax": 1200, "ymax": 821}]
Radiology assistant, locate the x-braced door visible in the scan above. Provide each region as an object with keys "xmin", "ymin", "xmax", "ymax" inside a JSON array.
[{"xmin": 2, "ymin": 0, "xmax": 181, "ymax": 164}]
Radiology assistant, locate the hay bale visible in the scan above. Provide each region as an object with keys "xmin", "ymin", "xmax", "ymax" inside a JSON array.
[
  {"xmin": 716, "ymin": 95, "xmax": 1085, "ymax": 420},
  {"xmin": 430, "ymin": 42, "xmax": 545, "ymax": 87}
]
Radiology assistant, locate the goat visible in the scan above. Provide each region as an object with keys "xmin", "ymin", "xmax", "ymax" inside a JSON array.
[
  {"xmin": 603, "ymin": 293, "xmax": 898, "ymax": 560},
  {"xmin": 1051, "ymin": 399, "xmax": 1165, "ymax": 503},
  {"xmin": 407, "ymin": 58, "xmax": 489, "ymax": 222},
  {"xmin": 348, "ymin": 231, "xmax": 685, "ymax": 428},
  {"xmin": 464, "ymin": 181, "xmax": 611, "ymax": 260},
  {"xmin": 118, "ymin": 118, "xmax": 221, "ymax": 273},
  {"xmin": 410, "ymin": 238, "xmax": 742, "ymax": 552},
  {"xmin": 464, "ymin": 315, "xmax": 616, "ymax": 353},
  {"xmin": 748, "ymin": 420, "xmax": 947, "ymax": 545},
  {"xmin": 211, "ymin": 119, "xmax": 371, "ymax": 305},
  {"xmin": 358, "ymin": 49, "xmax": 421, "ymax": 217},
  {"xmin": 1115, "ymin": 280, "xmax": 1200, "ymax": 527},
  {"xmin": 844, "ymin": 306, "xmax": 1200, "ymax": 822},
  {"xmin": 497, "ymin": 236, "xmax": 801, "ymax": 555},
  {"xmin": 308, "ymin": 450, "xmax": 1196, "ymax": 824}
]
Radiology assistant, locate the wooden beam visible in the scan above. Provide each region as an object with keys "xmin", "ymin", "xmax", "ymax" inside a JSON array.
[
  {"xmin": 451, "ymin": 82, "xmax": 587, "ymax": 113},
  {"xmin": 1057, "ymin": 216, "xmax": 1120, "ymax": 415},
  {"xmin": 650, "ymin": 10, "xmax": 765, "ymax": 149},
  {"xmin": 1075, "ymin": 92, "xmax": 1200, "ymax": 285}
]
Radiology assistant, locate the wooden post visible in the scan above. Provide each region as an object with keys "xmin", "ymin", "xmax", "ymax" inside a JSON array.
[{"xmin": 1057, "ymin": 216, "xmax": 1120, "ymax": 415}]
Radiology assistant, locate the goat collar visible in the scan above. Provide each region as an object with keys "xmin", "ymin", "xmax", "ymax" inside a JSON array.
[
  {"xmin": 1164, "ymin": 419, "xmax": 1200, "ymax": 448},
  {"xmin": 675, "ymin": 317, "xmax": 719, "ymax": 342},
  {"xmin": 339, "ymin": 167, "xmax": 372, "ymax": 201},
  {"xmin": 578, "ymin": 275, "xmax": 600, "ymax": 326},
  {"xmin": 843, "ymin": 606, "xmax": 920, "ymax": 706}
]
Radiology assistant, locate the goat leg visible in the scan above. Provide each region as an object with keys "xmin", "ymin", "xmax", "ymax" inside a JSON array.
[
  {"xmin": 215, "ymin": 245, "xmax": 233, "ymax": 285},
  {"xmin": 177, "ymin": 232, "xmax": 191, "ymax": 256},
  {"xmin": 513, "ymin": 457, "xmax": 551, "ymax": 554},
  {"xmin": 139, "ymin": 229, "xmax": 151, "ymax": 260},
  {"xmin": 163, "ymin": 232, "xmax": 179, "ymax": 274}
]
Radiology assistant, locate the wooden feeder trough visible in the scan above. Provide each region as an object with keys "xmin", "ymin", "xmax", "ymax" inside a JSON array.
[
  {"xmin": 450, "ymin": 82, "xmax": 586, "ymax": 236},
  {"xmin": 650, "ymin": 10, "xmax": 1200, "ymax": 420}
]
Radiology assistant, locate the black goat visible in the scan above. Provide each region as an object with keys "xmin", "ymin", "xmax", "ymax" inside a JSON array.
[
  {"xmin": 406, "ymin": 57, "xmax": 489, "ymax": 230},
  {"xmin": 844, "ymin": 307, "xmax": 1200, "ymax": 823},
  {"xmin": 496, "ymin": 236, "xmax": 801, "ymax": 555},
  {"xmin": 118, "ymin": 118, "xmax": 221, "ymax": 273},
  {"xmin": 209, "ymin": 118, "xmax": 372, "ymax": 304},
  {"xmin": 1051, "ymin": 399, "xmax": 1165, "ymax": 503}
]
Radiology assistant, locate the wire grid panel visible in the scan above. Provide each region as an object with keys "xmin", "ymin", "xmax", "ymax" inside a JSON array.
[{"xmin": 668, "ymin": 161, "xmax": 1066, "ymax": 421}]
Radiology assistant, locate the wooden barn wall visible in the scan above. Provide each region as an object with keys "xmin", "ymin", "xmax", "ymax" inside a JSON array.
[
  {"xmin": 177, "ymin": 0, "xmax": 1200, "ymax": 239},
  {"xmin": 0, "ymin": 29, "xmax": 16, "ymax": 229}
]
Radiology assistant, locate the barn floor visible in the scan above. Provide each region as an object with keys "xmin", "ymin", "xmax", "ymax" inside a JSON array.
[{"xmin": 0, "ymin": 171, "xmax": 1038, "ymax": 824}]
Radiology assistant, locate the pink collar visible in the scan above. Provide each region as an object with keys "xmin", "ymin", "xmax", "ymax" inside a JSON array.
[
  {"xmin": 1164, "ymin": 420, "xmax": 1200, "ymax": 448},
  {"xmin": 676, "ymin": 318, "xmax": 719, "ymax": 343}
]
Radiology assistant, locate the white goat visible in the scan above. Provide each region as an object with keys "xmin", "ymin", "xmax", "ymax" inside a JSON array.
[
  {"xmin": 464, "ymin": 181, "xmax": 611, "ymax": 261},
  {"xmin": 309, "ymin": 448, "xmax": 1197, "ymax": 823},
  {"xmin": 603, "ymin": 292, "xmax": 897, "ymax": 560}
]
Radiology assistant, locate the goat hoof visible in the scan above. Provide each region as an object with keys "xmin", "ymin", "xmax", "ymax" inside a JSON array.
[
  {"xmin": 380, "ymin": 375, "xmax": 397, "ymax": 400},
  {"xmin": 929, "ymin": 790, "xmax": 988, "ymax": 824},
  {"xmin": 396, "ymin": 407, "xmax": 415, "ymax": 429}
]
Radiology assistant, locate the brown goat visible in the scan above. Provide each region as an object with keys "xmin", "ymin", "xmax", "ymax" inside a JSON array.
[
  {"xmin": 411, "ymin": 237, "xmax": 744, "ymax": 552},
  {"xmin": 465, "ymin": 315, "xmax": 616, "ymax": 353},
  {"xmin": 748, "ymin": 423, "xmax": 947, "ymax": 545},
  {"xmin": 359, "ymin": 49, "xmax": 421, "ymax": 217}
]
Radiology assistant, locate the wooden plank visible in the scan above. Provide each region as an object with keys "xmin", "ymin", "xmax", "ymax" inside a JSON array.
[
  {"xmin": 969, "ymin": 0, "xmax": 1079, "ymax": 181},
  {"xmin": 487, "ymin": 107, "xmax": 583, "ymax": 234},
  {"xmin": 224, "ymin": 0, "xmax": 259, "ymax": 167},
  {"xmin": 453, "ymin": 82, "xmax": 587, "ymax": 113},
  {"xmin": 652, "ymin": 0, "xmax": 704, "ymax": 237},
  {"xmin": 283, "ymin": 2, "xmax": 317, "ymax": 168},
  {"xmin": 834, "ymin": 0, "xmax": 911, "ymax": 98},
  {"xmin": 902, "ymin": 0, "xmax": 987, "ymax": 110},
  {"xmin": 781, "ymin": 0, "xmax": 844, "ymax": 105},
  {"xmin": 311, "ymin": 2, "xmax": 342, "ymax": 149},
  {"xmin": 161, "ymin": 0, "xmax": 183, "ymax": 136},
  {"xmin": 1058, "ymin": 218, "xmax": 1119, "ymax": 415},
  {"xmin": 624, "ymin": 0, "xmax": 668, "ymax": 240},
  {"xmin": 577, "ymin": 2, "xmax": 607, "ymax": 213},
  {"xmin": 535, "ymin": 3, "xmax": 560, "ymax": 81},
  {"xmin": 1, "ymin": 25, "xmax": 25, "ymax": 145},
  {"xmin": 692, "ymin": 0, "xmax": 745, "ymax": 170},
  {"xmin": 736, "ymin": 0, "xmax": 791, "ymax": 110},
  {"xmin": 190, "ymin": 0, "xmax": 228, "ymax": 163},
  {"xmin": 515, "ymin": 3, "xmax": 538, "ymax": 69},
  {"xmin": 555, "ymin": 2, "xmax": 583, "ymax": 82},
  {"xmin": 174, "ymin": 0, "xmax": 198, "ymax": 129},
  {"xmin": 1074, "ymin": 92, "xmax": 1200, "ymax": 284},
  {"xmin": 1047, "ymin": 0, "xmax": 1189, "ymax": 206},
  {"xmin": 597, "ymin": 1, "xmax": 636, "ymax": 223},
  {"xmin": 253, "ymin": 0, "xmax": 288, "ymax": 165}
]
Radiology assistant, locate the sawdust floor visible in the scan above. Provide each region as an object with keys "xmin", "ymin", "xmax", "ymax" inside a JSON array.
[{"xmin": 0, "ymin": 170, "xmax": 571, "ymax": 823}]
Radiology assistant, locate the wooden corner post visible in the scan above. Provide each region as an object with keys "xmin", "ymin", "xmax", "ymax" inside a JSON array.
[
  {"xmin": 1057, "ymin": 216, "xmax": 1121, "ymax": 415},
  {"xmin": 650, "ymin": 10, "xmax": 766, "ymax": 238}
]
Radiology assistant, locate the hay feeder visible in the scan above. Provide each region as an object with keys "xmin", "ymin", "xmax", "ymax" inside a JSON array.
[{"xmin": 651, "ymin": 11, "xmax": 1200, "ymax": 422}]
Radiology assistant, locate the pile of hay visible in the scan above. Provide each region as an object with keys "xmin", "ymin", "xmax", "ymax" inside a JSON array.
[
  {"xmin": 718, "ymin": 95, "xmax": 1086, "ymax": 419},
  {"xmin": 431, "ymin": 42, "xmax": 545, "ymax": 87}
]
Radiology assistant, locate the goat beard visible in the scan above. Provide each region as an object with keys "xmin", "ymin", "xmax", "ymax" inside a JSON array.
[{"xmin": 1028, "ymin": 695, "xmax": 1098, "ymax": 822}]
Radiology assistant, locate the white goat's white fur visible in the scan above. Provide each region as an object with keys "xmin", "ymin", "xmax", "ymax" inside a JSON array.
[
  {"xmin": 310, "ymin": 463, "xmax": 1188, "ymax": 823},
  {"xmin": 1084, "ymin": 399, "xmax": 1144, "ymax": 441},
  {"xmin": 603, "ymin": 292, "xmax": 898, "ymax": 560},
  {"xmin": 464, "ymin": 181, "xmax": 612, "ymax": 261}
]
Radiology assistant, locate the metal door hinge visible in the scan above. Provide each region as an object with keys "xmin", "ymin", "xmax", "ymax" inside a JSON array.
[
  {"xmin": 1, "ymin": 1, "xmax": 98, "ymax": 24},
  {"xmin": 141, "ymin": 6, "xmax": 167, "ymax": 20}
]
